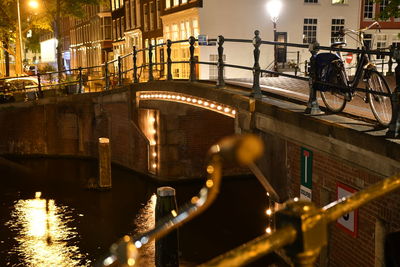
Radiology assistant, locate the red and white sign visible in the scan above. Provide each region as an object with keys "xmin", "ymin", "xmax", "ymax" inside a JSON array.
[
  {"xmin": 345, "ymin": 52, "xmax": 353, "ymax": 64},
  {"xmin": 337, "ymin": 183, "xmax": 358, "ymax": 237}
]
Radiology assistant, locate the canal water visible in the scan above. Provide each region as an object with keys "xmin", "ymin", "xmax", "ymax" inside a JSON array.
[{"xmin": 0, "ymin": 158, "xmax": 287, "ymax": 267}]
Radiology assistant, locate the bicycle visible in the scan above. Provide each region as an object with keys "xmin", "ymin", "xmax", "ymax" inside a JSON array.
[{"xmin": 316, "ymin": 21, "xmax": 392, "ymax": 127}]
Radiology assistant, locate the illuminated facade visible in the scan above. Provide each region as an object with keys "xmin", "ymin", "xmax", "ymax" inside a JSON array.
[{"xmin": 70, "ymin": 5, "xmax": 112, "ymax": 70}]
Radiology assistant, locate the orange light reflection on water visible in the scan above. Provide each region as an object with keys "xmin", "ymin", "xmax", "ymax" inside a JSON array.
[{"xmin": 6, "ymin": 193, "xmax": 90, "ymax": 267}]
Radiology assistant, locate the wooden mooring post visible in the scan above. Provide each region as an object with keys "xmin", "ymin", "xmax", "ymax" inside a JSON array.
[
  {"xmin": 155, "ymin": 187, "xmax": 179, "ymax": 267},
  {"xmin": 98, "ymin": 137, "xmax": 112, "ymax": 189}
]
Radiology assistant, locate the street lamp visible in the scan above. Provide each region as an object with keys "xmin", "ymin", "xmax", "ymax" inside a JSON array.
[
  {"xmin": 16, "ymin": 0, "xmax": 39, "ymax": 75},
  {"xmin": 266, "ymin": 0, "xmax": 282, "ymax": 74}
]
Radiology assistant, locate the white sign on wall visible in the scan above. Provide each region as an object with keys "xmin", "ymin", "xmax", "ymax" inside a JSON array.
[{"xmin": 337, "ymin": 183, "xmax": 358, "ymax": 237}]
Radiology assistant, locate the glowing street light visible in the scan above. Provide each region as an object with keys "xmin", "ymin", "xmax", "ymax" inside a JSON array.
[
  {"xmin": 28, "ymin": 0, "xmax": 40, "ymax": 9},
  {"xmin": 266, "ymin": 0, "xmax": 282, "ymax": 74}
]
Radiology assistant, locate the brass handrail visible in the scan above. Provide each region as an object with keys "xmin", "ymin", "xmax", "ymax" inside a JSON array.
[
  {"xmin": 97, "ymin": 134, "xmax": 264, "ymax": 266},
  {"xmin": 200, "ymin": 172, "xmax": 400, "ymax": 267}
]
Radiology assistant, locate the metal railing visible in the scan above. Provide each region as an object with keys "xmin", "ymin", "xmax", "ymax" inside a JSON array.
[
  {"xmin": 1, "ymin": 30, "xmax": 399, "ymax": 137},
  {"xmin": 97, "ymin": 134, "xmax": 400, "ymax": 267}
]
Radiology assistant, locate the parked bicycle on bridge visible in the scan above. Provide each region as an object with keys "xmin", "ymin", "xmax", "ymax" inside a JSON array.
[{"xmin": 316, "ymin": 21, "xmax": 392, "ymax": 127}]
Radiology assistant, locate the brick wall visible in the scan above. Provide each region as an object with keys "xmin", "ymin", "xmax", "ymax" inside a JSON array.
[{"xmin": 286, "ymin": 141, "xmax": 400, "ymax": 267}]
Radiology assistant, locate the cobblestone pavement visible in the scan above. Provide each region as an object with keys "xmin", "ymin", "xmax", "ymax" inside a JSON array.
[{"xmin": 226, "ymin": 75, "xmax": 397, "ymax": 127}]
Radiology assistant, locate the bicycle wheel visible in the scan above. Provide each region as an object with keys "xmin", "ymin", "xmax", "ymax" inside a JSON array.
[
  {"xmin": 320, "ymin": 64, "xmax": 347, "ymax": 113},
  {"xmin": 367, "ymin": 70, "xmax": 392, "ymax": 127}
]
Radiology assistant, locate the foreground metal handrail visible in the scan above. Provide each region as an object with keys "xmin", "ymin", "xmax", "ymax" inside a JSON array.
[
  {"xmin": 201, "ymin": 172, "xmax": 400, "ymax": 267},
  {"xmin": 97, "ymin": 134, "xmax": 264, "ymax": 267}
]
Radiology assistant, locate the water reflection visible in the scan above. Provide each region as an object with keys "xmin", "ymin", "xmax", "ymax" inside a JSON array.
[
  {"xmin": 6, "ymin": 192, "xmax": 90, "ymax": 267},
  {"xmin": 132, "ymin": 194, "xmax": 156, "ymax": 266}
]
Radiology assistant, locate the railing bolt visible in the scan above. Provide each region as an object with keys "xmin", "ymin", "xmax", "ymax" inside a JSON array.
[
  {"xmin": 251, "ymin": 30, "xmax": 262, "ymax": 99},
  {"xmin": 305, "ymin": 42, "xmax": 322, "ymax": 115}
]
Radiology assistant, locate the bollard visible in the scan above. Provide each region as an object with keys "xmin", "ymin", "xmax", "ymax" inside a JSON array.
[
  {"xmin": 305, "ymin": 42, "xmax": 322, "ymax": 115},
  {"xmin": 189, "ymin": 36, "xmax": 196, "ymax": 82},
  {"xmin": 148, "ymin": 44, "xmax": 154, "ymax": 82},
  {"xmin": 252, "ymin": 30, "xmax": 262, "ymax": 99},
  {"xmin": 155, "ymin": 187, "xmax": 179, "ymax": 267},
  {"xmin": 386, "ymin": 45, "xmax": 400, "ymax": 138},
  {"xmin": 216, "ymin": 35, "xmax": 225, "ymax": 88},
  {"xmin": 167, "ymin": 39, "xmax": 173, "ymax": 81},
  {"xmin": 98, "ymin": 137, "xmax": 112, "ymax": 188},
  {"xmin": 133, "ymin": 45, "xmax": 139, "ymax": 83}
]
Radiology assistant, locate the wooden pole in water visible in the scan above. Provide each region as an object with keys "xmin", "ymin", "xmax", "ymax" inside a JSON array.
[
  {"xmin": 155, "ymin": 187, "xmax": 179, "ymax": 267},
  {"xmin": 98, "ymin": 137, "xmax": 111, "ymax": 189}
]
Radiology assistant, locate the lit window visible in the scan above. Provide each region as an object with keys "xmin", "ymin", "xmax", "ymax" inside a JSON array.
[
  {"xmin": 332, "ymin": 0, "xmax": 347, "ymax": 4},
  {"xmin": 173, "ymin": 0, "xmax": 179, "ymax": 6},
  {"xmin": 182, "ymin": 0, "xmax": 187, "ymax": 3},
  {"xmin": 303, "ymin": 18, "xmax": 317, "ymax": 44},
  {"xmin": 165, "ymin": 0, "xmax": 170, "ymax": 9},
  {"xmin": 363, "ymin": 0, "xmax": 374, "ymax": 20},
  {"xmin": 331, "ymin": 18, "xmax": 345, "ymax": 44}
]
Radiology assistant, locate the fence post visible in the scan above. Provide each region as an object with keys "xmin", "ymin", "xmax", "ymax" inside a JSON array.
[
  {"xmin": 216, "ymin": 35, "xmax": 225, "ymax": 88},
  {"xmin": 386, "ymin": 45, "xmax": 400, "ymax": 138},
  {"xmin": 189, "ymin": 36, "xmax": 196, "ymax": 82},
  {"xmin": 167, "ymin": 39, "xmax": 172, "ymax": 81},
  {"xmin": 37, "ymin": 73, "xmax": 43, "ymax": 98},
  {"xmin": 78, "ymin": 67, "xmax": 83, "ymax": 94},
  {"xmin": 295, "ymin": 51, "xmax": 300, "ymax": 76},
  {"xmin": 155, "ymin": 187, "xmax": 179, "ymax": 267},
  {"xmin": 252, "ymin": 30, "xmax": 262, "ymax": 99},
  {"xmin": 104, "ymin": 61, "xmax": 109, "ymax": 90},
  {"xmin": 118, "ymin": 55, "xmax": 122, "ymax": 86},
  {"xmin": 133, "ymin": 45, "xmax": 139, "ymax": 83},
  {"xmin": 388, "ymin": 45, "xmax": 394, "ymax": 76},
  {"xmin": 148, "ymin": 43, "xmax": 154, "ymax": 82},
  {"xmin": 305, "ymin": 42, "xmax": 322, "ymax": 114}
]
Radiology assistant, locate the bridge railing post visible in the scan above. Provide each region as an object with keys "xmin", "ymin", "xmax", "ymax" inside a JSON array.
[
  {"xmin": 148, "ymin": 43, "xmax": 154, "ymax": 82},
  {"xmin": 216, "ymin": 35, "xmax": 225, "ymax": 88},
  {"xmin": 118, "ymin": 56, "xmax": 122, "ymax": 86},
  {"xmin": 37, "ymin": 72, "xmax": 43, "ymax": 98},
  {"xmin": 305, "ymin": 42, "xmax": 322, "ymax": 114},
  {"xmin": 167, "ymin": 39, "xmax": 172, "ymax": 81},
  {"xmin": 104, "ymin": 61, "xmax": 109, "ymax": 90},
  {"xmin": 252, "ymin": 30, "xmax": 262, "ymax": 99},
  {"xmin": 388, "ymin": 45, "xmax": 394, "ymax": 76},
  {"xmin": 386, "ymin": 44, "xmax": 400, "ymax": 138},
  {"xmin": 189, "ymin": 36, "xmax": 196, "ymax": 82},
  {"xmin": 133, "ymin": 45, "xmax": 139, "ymax": 83},
  {"xmin": 78, "ymin": 67, "xmax": 83, "ymax": 93}
]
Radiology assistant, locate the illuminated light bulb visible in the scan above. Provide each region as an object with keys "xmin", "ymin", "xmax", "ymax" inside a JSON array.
[
  {"xmin": 182, "ymin": 96, "xmax": 186, "ymax": 101},
  {"xmin": 140, "ymin": 95, "xmax": 145, "ymax": 99},
  {"xmin": 167, "ymin": 95, "xmax": 172, "ymax": 99},
  {"xmin": 232, "ymin": 110, "xmax": 236, "ymax": 115},
  {"xmin": 177, "ymin": 96, "xmax": 181, "ymax": 100},
  {"xmin": 123, "ymin": 235, "xmax": 131, "ymax": 242},
  {"xmin": 187, "ymin": 98, "xmax": 191, "ymax": 102},
  {"xmin": 151, "ymin": 129, "xmax": 157, "ymax": 134},
  {"xmin": 224, "ymin": 107, "xmax": 230, "ymax": 112},
  {"xmin": 294, "ymin": 197, "xmax": 299, "ymax": 202},
  {"xmin": 267, "ymin": 192, "xmax": 270, "ymax": 196},
  {"xmin": 149, "ymin": 117, "xmax": 156, "ymax": 123},
  {"xmin": 162, "ymin": 95, "xmax": 167, "ymax": 99},
  {"xmin": 172, "ymin": 95, "xmax": 176, "ymax": 99},
  {"xmin": 171, "ymin": 210, "xmax": 178, "ymax": 217},
  {"xmin": 207, "ymin": 165, "xmax": 214, "ymax": 174},
  {"xmin": 266, "ymin": 227, "xmax": 272, "ymax": 234},
  {"xmin": 151, "ymin": 141, "xmax": 157, "ymax": 145},
  {"xmin": 134, "ymin": 241, "xmax": 142, "ymax": 248},
  {"xmin": 35, "ymin": 192, "xmax": 42, "ymax": 199},
  {"xmin": 127, "ymin": 258, "xmax": 136, "ymax": 266},
  {"xmin": 217, "ymin": 106, "xmax": 222, "ymax": 110},
  {"xmin": 206, "ymin": 179, "xmax": 214, "ymax": 188},
  {"xmin": 191, "ymin": 196, "xmax": 199, "ymax": 204},
  {"xmin": 152, "ymin": 163, "xmax": 157, "ymax": 168},
  {"xmin": 198, "ymin": 100, "xmax": 203, "ymax": 104},
  {"xmin": 266, "ymin": 209, "xmax": 272, "ymax": 216},
  {"xmin": 204, "ymin": 102, "xmax": 209, "ymax": 106},
  {"xmin": 210, "ymin": 104, "xmax": 215, "ymax": 108},
  {"xmin": 192, "ymin": 99, "xmax": 197, "ymax": 103}
]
